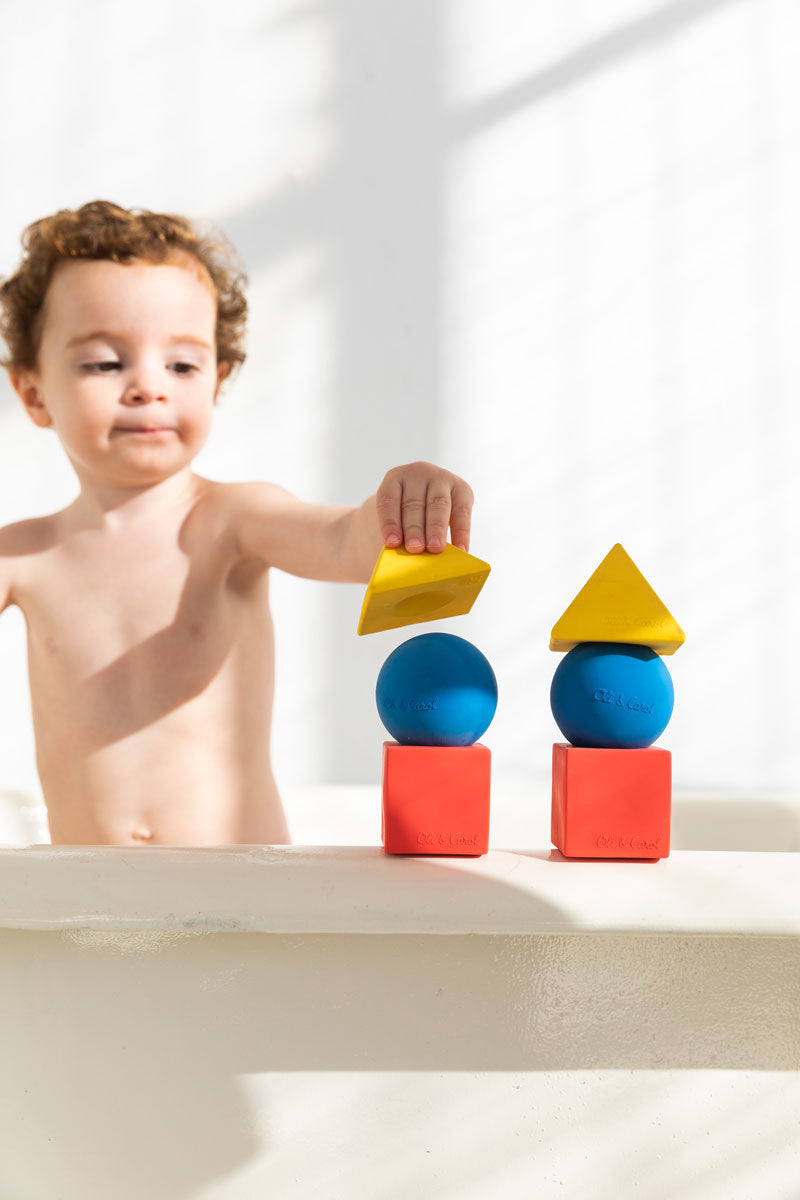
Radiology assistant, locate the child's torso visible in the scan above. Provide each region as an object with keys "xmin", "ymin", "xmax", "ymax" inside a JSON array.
[{"xmin": 11, "ymin": 484, "xmax": 290, "ymax": 845}]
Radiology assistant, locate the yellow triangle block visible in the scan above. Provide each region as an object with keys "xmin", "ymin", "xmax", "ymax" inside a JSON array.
[
  {"xmin": 357, "ymin": 544, "xmax": 491, "ymax": 635},
  {"xmin": 550, "ymin": 543, "xmax": 685, "ymax": 655}
]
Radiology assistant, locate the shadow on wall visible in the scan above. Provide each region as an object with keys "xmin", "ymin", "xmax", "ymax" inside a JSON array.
[{"xmin": 219, "ymin": 0, "xmax": 743, "ymax": 782}]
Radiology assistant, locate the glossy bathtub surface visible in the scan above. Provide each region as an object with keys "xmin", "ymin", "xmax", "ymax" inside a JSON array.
[
  {"xmin": 1, "ymin": 785, "xmax": 799, "ymax": 1199},
  {"xmin": 1, "ymin": 843, "xmax": 799, "ymax": 937}
]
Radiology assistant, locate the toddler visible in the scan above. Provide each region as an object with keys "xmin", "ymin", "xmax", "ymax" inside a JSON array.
[{"xmin": 0, "ymin": 200, "xmax": 473, "ymax": 845}]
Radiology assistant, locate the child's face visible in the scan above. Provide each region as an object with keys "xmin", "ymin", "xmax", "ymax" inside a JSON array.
[{"xmin": 10, "ymin": 253, "xmax": 225, "ymax": 491}]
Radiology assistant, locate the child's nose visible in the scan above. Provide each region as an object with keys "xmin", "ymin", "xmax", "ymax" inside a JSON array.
[{"xmin": 122, "ymin": 384, "xmax": 167, "ymax": 405}]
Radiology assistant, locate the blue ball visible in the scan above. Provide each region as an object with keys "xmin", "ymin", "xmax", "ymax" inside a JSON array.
[
  {"xmin": 550, "ymin": 642, "xmax": 674, "ymax": 749},
  {"xmin": 376, "ymin": 632, "xmax": 498, "ymax": 747}
]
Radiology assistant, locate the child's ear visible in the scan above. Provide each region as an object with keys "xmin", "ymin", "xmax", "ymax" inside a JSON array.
[
  {"xmin": 213, "ymin": 361, "xmax": 230, "ymax": 405},
  {"xmin": 9, "ymin": 370, "xmax": 53, "ymax": 428}
]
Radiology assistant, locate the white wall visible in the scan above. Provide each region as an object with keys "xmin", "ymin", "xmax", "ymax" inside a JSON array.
[{"xmin": 1, "ymin": 0, "xmax": 799, "ymax": 800}]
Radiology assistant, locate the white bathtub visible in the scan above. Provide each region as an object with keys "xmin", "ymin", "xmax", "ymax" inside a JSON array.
[{"xmin": 0, "ymin": 785, "xmax": 799, "ymax": 1200}]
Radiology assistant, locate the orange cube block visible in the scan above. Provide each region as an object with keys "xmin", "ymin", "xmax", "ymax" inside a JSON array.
[
  {"xmin": 381, "ymin": 741, "xmax": 491, "ymax": 856},
  {"xmin": 551, "ymin": 742, "xmax": 671, "ymax": 860}
]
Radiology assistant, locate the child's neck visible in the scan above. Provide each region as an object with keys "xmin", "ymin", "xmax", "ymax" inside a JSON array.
[{"xmin": 69, "ymin": 468, "xmax": 206, "ymax": 533}]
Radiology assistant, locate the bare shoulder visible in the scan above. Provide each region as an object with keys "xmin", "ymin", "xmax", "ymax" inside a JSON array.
[
  {"xmin": 190, "ymin": 479, "xmax": 295, "ymax": 544},
  {"xmin": 203, "ymin": 478, "xmax": 295, "ymax": 517},
  {"xmin": 183, "ymin": 478, "xmax": 299, "ymax": 562},
  {"xmin": 0, "ymin": 513, "xmax": 61, "ymax": 612}
]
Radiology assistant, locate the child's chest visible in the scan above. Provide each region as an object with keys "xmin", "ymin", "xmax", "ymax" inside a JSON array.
[{"xmin": 22, "ymin": 530, "xmax": 246, "ymax": 677}]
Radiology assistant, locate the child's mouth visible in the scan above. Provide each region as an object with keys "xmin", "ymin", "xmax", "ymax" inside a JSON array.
[{"xmin": 113, "ymin": 426, "xmax": 176, "ymax": 436}]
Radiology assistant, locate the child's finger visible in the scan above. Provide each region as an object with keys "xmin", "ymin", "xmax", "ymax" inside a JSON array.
[
  {"xmin": 399, "ymin": 474, "xmax": 429, "ymax": 552},
  {"xmin": 375, "ymin": 473, "xmax": 404, "ymax": 547},
  {"xmin": 449, "ymin": 480, "xmax": 474, "ymax": 553},
  {"xmin": 424, "ymin": 482, "xmax": 452, "ymax": 552}
]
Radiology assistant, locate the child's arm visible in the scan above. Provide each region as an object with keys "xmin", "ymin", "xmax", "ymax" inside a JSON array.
[
  {"xmin": 0, "ymin": 525, "xmax": 17, "ymax": 615},
  {"xmin": 231, "ymin": 462, "xmax": 474, "ymax": 584},
  {"xmin": 0, "ymin": 519, "xmax": 53, "ymax": 614}
]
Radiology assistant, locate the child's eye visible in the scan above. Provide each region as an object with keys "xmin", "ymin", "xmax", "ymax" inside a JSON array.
[{"xmin": 83, "ymin": 362, "xmax": 198, "ymax": 375}]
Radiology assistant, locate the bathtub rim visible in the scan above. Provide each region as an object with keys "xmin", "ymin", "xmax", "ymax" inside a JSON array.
[{"xmin": 0, "ymin": 844, "xmax": 797, "ymax": 938}]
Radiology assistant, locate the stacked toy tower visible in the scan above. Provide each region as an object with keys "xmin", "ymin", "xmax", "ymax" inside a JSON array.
[
  {"xmin": 548, "ymin": 544, "xmax": 685, "ymax": 861},
  {"xmin": 357, "ymin": 544, "xmax": 496, "ymax": 856}
]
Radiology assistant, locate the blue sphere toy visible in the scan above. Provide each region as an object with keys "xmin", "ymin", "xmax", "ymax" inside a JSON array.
[
  {"xmin": 376, "ymin": 632, "xmax": 498, "ymax": 747},
  {"xmin": 550, "ymin": 641, "xmax": 674, "ymax": 749}
]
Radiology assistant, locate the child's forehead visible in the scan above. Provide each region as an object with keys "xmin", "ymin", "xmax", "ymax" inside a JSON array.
[{"xmin": 46, "ymin": 255, "xmax": 216, "ymax": 332}]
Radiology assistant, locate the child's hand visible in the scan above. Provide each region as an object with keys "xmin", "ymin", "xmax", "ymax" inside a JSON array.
[{"xmin": 376, "ymin": 462, "xmax": 474, "ymax": 555}]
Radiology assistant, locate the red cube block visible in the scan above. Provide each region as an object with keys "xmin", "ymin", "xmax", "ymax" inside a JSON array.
[
  {"xmin": 381, "ymin": 741, "xmax": 491, "ymax": 856},
  {"xmin": 551, "ymin": 742, "xmax": 671, "ymax": 860}
]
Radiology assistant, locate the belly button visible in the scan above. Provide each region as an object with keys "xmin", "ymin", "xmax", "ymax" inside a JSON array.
[{"xmin": 132, "ymin": 828, "xmax": 153, "ymax": 842}]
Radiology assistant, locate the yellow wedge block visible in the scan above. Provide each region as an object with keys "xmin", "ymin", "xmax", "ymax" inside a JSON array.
[
  {"xmin": 550, "ymin": 543, "xmax": 685, "ymax": 655},
  {"xmin": 357, "ymin": 544, "xmax": 491, "ymax": 635}
]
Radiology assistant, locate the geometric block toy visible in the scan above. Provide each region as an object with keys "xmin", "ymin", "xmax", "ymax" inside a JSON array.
[
  {"xmin": 551, "ymin": 742, "xmax": 671, "ymax": 860},
  {"xmin": 358, "ymin": 543, "xmax": 491, "ymax": 636},
  {"xmin": 376, "ymin": 632, "xmax": 498, "ymax": 746},
  {"xmin": 550, "ymin": 642, "xmax": 674, "ymax": 748},
  {"xmin": 550, "ymin": 543, "xmax": 685, "ymax": 655},
  {"xmin": 381, "ymin": 741, "xmax": 490, "ymax": 855}
]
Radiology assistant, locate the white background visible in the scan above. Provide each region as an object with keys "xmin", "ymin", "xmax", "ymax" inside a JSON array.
[{"xmin": 1, "ymin": 0, "xmax": 799, "ymax": 801}]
